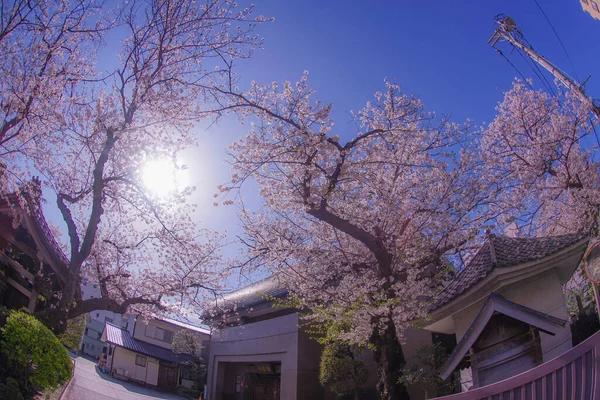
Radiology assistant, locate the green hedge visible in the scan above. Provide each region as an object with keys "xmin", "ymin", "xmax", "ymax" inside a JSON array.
[{"xmin": 1, "ymin": 311, "xmax": 73, "ymax": 397}]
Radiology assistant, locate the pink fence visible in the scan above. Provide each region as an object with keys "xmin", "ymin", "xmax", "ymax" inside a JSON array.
[{"xmin": 433, "ymin": 331, "xmax": 600, "ymax": 400}]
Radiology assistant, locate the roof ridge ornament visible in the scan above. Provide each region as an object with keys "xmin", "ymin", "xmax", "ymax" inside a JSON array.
[{"xmin": 486, "ymin": 229, "xmax": 498, "ymax": 267}]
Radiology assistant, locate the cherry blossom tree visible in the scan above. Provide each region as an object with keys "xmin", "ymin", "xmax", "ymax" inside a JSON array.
[
  {"xmin": 481, "ymin": 79, "xmax": 600, "ymax": 237},
  {"xmin": 1, "ymin": 0, "xmax": 270, "ymax": 331},
  {"xmin": 218, "ymin": 74, "xmax": 492, "ymax": 399},
  {"xmin": 0, "ymin": 0, "xmax": 104, "ymax": 189}
]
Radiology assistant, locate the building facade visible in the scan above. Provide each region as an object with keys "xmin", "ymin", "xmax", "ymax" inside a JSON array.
[
  {"xmin": 101, "ymin": 317, "xmax": 210, "ymax": 391},
  {"xmin": 203, "ymin": 276, "xmax": 447, "ymax": 400},
  {"xmin": 424, "ymin": 232, "xmax": 588, "ymax": 390},
  {"xmin": 204, "ymin": 232, "xmax": 588, "ymax": 399},
  {"xmin": 80, "ymin": 278, "xmax": 136, "ymax": 358}
]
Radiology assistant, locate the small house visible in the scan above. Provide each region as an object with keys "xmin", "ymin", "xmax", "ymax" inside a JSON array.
[{"xmin": 101, "ymin": 317, "xmax": 210, "ymax": 391}]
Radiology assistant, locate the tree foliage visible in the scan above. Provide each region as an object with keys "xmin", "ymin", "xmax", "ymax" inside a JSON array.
[
  {"xmin": 319, "ymin": 343, "xmax": 368, "ymax": 400},
  {"xmin": 398, "ymin": 343, "xmax": 453, "ymax": 399},
  {"xmin": 57, "ymin": 315, "xmax": 86, "ymax": 350},
  {"xmin": 0, "ymin": 311, "xmax": 72, "ymax": 395},
  {"xmin": 171, "ymin": 329, "xmax": 206, "ymax": 390},
  {"xmin": 481, "ymin": 79, "xmax": 600, "ymax": 236},
  {"xmin": 0, "ymin": 0, "xmax": 271, "ymax": 331},
  {"xmin": 172, "ymin": 329, "xmax": 203, "ymax": 358},
  {"xmin": 220, "ymin": 74, "xmax": 492, "ymax": 399}
]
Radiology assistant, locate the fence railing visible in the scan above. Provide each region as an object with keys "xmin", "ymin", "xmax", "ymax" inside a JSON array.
[{"xmin": 432, "ymin": 330, "xmax": 600, "ymax": 400}]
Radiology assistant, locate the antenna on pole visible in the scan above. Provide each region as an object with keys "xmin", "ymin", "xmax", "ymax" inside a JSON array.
[{"xmin": 489, "ymin": 14, "xmax": 600, "ymax": 119}]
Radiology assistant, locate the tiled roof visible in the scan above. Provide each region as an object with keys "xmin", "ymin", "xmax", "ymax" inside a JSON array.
[
  {"xmin": 430, "ymin": 232, "xmax": 588, "ymax": 311},
  {"xmin": 205, "ymin": 275, "xmax": 288, "ymax": 319},
  {"xmin": 104, "ymin": 323, "xmax": 196, "ymax": 363}
]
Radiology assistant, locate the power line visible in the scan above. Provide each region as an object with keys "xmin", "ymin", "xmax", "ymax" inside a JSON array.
[
  {"xmin": 516, "ymin": 47, "xmax": 556, "ymax": 95},
  {"xmin": 496, "ymin": 49, "xmax": 535, "ymax": 90},
  {"xmin": 533, "ymin": 0, "xmax": 581, "ymax": 82}
]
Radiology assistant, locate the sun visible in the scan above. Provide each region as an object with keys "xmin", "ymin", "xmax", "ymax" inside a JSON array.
[{"xmin": 141, "ymin": 158, "xmax": 185, "ymax": 197}]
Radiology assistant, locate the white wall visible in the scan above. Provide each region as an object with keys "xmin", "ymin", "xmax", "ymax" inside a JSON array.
[
  {"xmin": 110, "ymin": 346, "xmax": 160, "ymax": 385},
  {"xmin": 133, "ymin": 318, "xmax": 209, "ymax": 350}
]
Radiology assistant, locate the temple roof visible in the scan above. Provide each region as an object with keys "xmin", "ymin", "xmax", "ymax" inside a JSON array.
[
  {"xmin": 0, "ymin": 182, "xmax": 69, "ymax": 283},
  {"xmin": 430, "ymin": 232, "xmax": 588, "ymax": 311},
  {"xmin": 205, "ymin": 275, "xmax": 288, "ymax": 320}
]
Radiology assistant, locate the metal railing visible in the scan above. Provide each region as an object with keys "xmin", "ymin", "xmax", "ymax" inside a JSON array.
[{"xmin": 433, "ymin": 330, "xmax": 600, "ymax": 400}]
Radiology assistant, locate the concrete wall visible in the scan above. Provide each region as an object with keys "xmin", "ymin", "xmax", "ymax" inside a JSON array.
[
  {"xmin": 402, "ymin": 327, "xmax": 436, "ymax": 399},
  {"xmin": 206, "ymin": 313, "xmax": 435, "ymax": 400},
  {"xmin": 452, "ymin": 270, "xmax": 572, "ymax": 363},
  {"xmin": 207, "ymin": 313, "xmax": 302, "ymax": 400},
  {"xmin": 297, "ymin": 327, "xmax": 327, "ymax": 399}
]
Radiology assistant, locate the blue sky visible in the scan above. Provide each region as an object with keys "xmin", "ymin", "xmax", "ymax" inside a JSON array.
[
  {"xmin": 190, "ymin": 0, "xmax": 600, "ymax": 248},
  {"xmin": 44, "ymin": 0, "xmax": 600, "ymax": 289}
]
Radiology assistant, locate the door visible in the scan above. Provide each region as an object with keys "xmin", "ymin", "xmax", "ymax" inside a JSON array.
[
  {"xmin": 252, "ymin": 374, "xmax": 280, "ymax": 400},
  {"xmin": 157, "ymin": 362, "xmax": 179, "ymax": 390}
]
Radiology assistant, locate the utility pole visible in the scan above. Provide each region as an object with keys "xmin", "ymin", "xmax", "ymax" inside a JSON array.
[{"xmin": 489, "ymin": 14, "xmax": 600, "ymax": 119}]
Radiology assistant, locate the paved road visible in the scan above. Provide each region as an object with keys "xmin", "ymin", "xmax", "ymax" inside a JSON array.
[{"xmin": 63, "ymin": 355, "xmax": 186, "ymax": 400}]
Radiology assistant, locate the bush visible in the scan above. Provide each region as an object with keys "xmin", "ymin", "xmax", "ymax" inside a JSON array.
[
  {"xmin": 57, "ymin": 314, "xmax": 86, "ymax": 350},
  {"xmin": 319, "ymin": 343, "xmax": 368, "ymax": 399},
  {"xmin": 0, "ymin": 377, "xmax": 24, "ymax": 400},
  {"xmin": 1, "ymin": 311, "xmax": 72, "ymax": 392}
]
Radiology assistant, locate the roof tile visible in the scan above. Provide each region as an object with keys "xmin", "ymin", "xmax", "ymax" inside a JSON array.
[{"xmin": 429, "ymin": 232, "xmax": 588, "ymax": 311}]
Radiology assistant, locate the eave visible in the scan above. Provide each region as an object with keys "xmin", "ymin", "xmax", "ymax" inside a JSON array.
[{"xmin": 424, "ymin": 236, "xmax": 588, "ymax": 333}]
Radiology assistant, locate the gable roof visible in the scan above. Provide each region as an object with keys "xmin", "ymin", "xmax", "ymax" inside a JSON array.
[
  {"xmin": 103, "ymin": 322, "xmax": 196, "ymax": 363},
  {"xmin": 438, "ymin": 293, "xmax": 566, "ymax": 380},
  {"xmin": 430, "ymin": 232, "xmax": 588, "ymax": 311}
]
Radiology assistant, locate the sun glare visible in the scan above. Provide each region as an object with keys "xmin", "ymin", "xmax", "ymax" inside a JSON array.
[{"xmin": 142, "ymin": 158, "xmax": 186, "ymax": 197}]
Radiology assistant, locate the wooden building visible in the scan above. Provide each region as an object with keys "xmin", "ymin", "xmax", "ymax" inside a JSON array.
[
  {"xmin": 0, "ymin": 183, "xmax": 68, "ymax": 313},
  {"xmin": 424, "ymin": 232, "xmax": 589, "ymax": 390}
]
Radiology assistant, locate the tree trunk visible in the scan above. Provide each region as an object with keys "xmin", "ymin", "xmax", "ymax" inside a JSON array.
[{"xmin": 372, "ymin": 322, "xmax": 409, "ymax": 400}]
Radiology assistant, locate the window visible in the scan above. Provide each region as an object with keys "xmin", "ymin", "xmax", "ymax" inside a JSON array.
[
  {"xmin": 152, "ymin": 327, "xmax": 174, "ymax": 343},
  {"xmin": 593, "ymin": 1, "xmax": 599, "ymax": 11},
  {"xmin": 135, "ymin": 355, "xmax": 147, "ymax": 367},
  {"xmin": 105, "ymin": 317, "xmax": 113, "ymax": 324},
  {"xmin": 84, "ymin": 327, "xmax": 89, "ymax": 336},
  {"xmin": 96, "ymin": 312, "xmax": 99, "ymax": 318},
  {"xmin": 163, "ymin": 330, "xmax": 174, "ymax": 344}
]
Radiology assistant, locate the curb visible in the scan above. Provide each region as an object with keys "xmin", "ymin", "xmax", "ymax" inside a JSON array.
[{"xmin": 58, "ymin": 358, "xmax": 77, "ymax": 400}]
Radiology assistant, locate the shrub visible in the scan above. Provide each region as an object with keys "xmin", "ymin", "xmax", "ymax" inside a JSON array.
[
  {"xmin": 1, "ymin": 311, "xmax": 72, "ymax": 391},
  {"xmin": 57, "ymin": 314, "xmax": 86, "ymax": 350},
  {"xmin": 319, "ymin": 343, "xmax": 368, "ymax": 399},
  {"xmin": 0, "ymin": 377, "xmax": 24, "ymax": 400}
]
